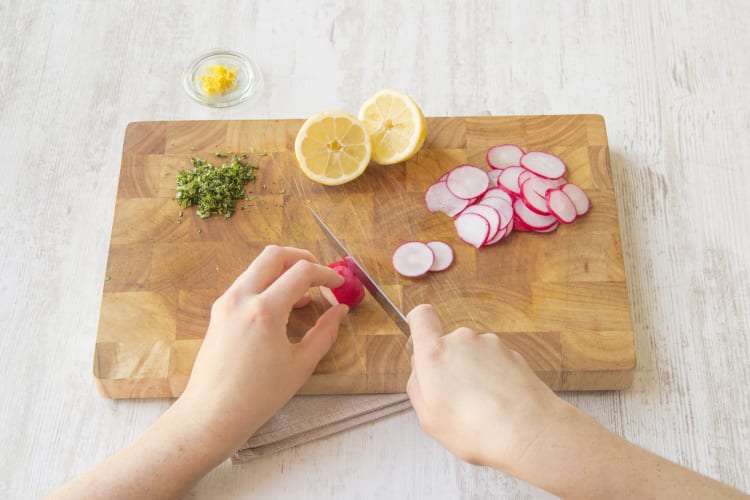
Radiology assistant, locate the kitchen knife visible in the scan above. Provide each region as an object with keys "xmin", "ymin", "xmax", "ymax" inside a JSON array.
[{"xmin": 307, "ymin": 207, "xmax": 411, "ymax": 338}]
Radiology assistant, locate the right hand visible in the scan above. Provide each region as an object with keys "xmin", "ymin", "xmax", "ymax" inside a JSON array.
[{"xmin": 406, "ymin": 304, "xmax": 576, "ymax": 474}]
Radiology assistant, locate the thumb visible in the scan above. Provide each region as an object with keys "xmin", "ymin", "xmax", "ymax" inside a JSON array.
[
  {"xmin": 407, "ymin": 304, "xmax": 444, "ymax": 355},
  {"xmin": 297, "ymin": 304, "xmax": 349, "ymax": 371}
]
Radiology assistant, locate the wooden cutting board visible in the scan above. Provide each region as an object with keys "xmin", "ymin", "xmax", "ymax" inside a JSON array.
[{"xmin": 94, "ymin": 115, "xmax": 635, "ymax": 398}]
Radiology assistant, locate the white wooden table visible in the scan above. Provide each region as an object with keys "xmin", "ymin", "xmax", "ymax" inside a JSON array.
[{"xmin": 2, "ymin": 1, "xmax": 748, "ymax": 498}]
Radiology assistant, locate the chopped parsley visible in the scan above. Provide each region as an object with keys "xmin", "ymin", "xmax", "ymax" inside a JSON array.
[{"xmin": 175, "ymin": 155, "xmax": 259, "ymax": 219}]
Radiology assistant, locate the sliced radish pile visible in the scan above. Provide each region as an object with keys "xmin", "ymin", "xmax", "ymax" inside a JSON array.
[
  {"xmin": 486, "ymin": 144, "xmax": 524, "ymax": 169},
  {"xmin": 421, "ymin": 144, "xmax": 591, "ymax": 249},
  {"xmin": 392, "ymin": 240, "xmax": 454, "ymax": 277},
  {"xmin": 426, "ymin": 241, "xmax": 454, "ymax": 271}
]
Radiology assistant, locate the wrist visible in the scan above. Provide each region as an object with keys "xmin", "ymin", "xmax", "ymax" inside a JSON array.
[
  {"xmin": 496, "ymin": 400, "xmax": 594, "ymax": 487},
  {"xmin": 505, "ymin": 400, "xmax": 625, "ymax": 498},
  {"xmin": 159, "ymin": 396, "xmax": 241, "ymax": 468}
]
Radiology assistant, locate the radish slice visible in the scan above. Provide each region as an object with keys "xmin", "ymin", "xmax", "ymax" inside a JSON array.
[
  {"xmin": 485, "ymin": 217, "xmax": 514, "ymax": 245},
  {"xmin": 478, "ymin": 196, "xmax": 513, "ymax": 229},
  {"xmin": 534, "ymin": 222, "xmax": 559, "ymax": 233},
  {"xmin": 446, "ymin": 165, "xmax": 490, "ymax": 200},
  {"xmin": 513, "ymin": 214, "xmax": 532, "ymax": 232},
  {"xmin": 462, "ymin": 205, "xmax": 501, "ymax": 240},
  {"xmin": 426, "ymin": 241, "xmax": 454, "ymax": 271},
  {"xmin": 560, "ymin": 183, "xmax": 591, "ymax": 216},
  {"xmin": 520, "ymin": 151, "xmax": 566, "ymax": 180},
  {"xmin": 518, "ymin": 170, "xmax": 534, "ymax": 187},
  {"xmin": 425, "ymin": 181, "xmax": 471, "ymax": 217},
  {"xmin": 546, "ymin": 189, "xmax": 577, "ymax": 224},
  {"xmin": 454, "ymin": 213, "xmax": 490, "ymax": 248},
  {"xmin": 487, "ymin": 169, "xmax": 503, "ymax": 188},
  {"xmin": 520, "ymin": 176, "xmax": 553, "ymax": 215},
  {"xmin": 513, "ymin": 198, "xmax": 558, "ymax": 229},
  {"xmin": 497, "ymin": 166, "xmax": 525, "ymax": 195},
  {"xmin": 392, "ymin": 242, "xmax": 435, "ymax": 277},
  {"xmin": 480, "ymin": 188, "xmax": 513, "ymax": 206},
  {"xmin": 486, "ymin": 144, "xmax": 524, "ymax": 169}
]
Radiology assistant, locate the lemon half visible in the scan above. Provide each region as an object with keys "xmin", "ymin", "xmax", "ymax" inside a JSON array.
[
  {"xmin": 358, "ymin": 89, "xmax": 427, "ymax": 165},
  {"xmin": 294, "ymin": 111, "xmax": 372, "ymax": 186}
]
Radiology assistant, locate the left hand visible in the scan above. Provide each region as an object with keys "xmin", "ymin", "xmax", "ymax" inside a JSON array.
[{"xmin": 175, "ymin": 245, "xmax": 349, "ymax": 457}]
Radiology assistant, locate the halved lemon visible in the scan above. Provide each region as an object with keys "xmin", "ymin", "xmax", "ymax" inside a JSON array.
[
  {"xmin": 294, "ymin": 110, "xmax": 372, "ymax": 186},
  {"xmin": 358, "ymin": 89, "xmax": 427, "ymax": 165}
]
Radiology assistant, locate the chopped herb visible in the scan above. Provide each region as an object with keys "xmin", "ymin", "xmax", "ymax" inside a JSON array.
[
  {"xmin": 260, "ymin": 151, "xmax": 268, "ymax": 157},
  {"xmin": 262, "ymin": 184, "xmax": 267, "ymax": 190},
  {"xmin": 176, "ymin": 154, "xmax": 259, "ymax": 219},
  {"xmin": 279, "ymin": 187, "xmax": 286, "ymax": 194},
  {"xmin": 105, "ymin": 274, "xmax": 112, "ymax": 281},
  {"xmin": 190, "ymin": 146, "xmax": 197, "ymax": 152},
  {"xmin": 215, "ymin": 152, "xmax": 228, "ymax": 158},
  {"xmin": 248, "ymin": 146, "xmax": 255, "ymax": 152},
  {"xmin": 197, "ymin": 229, "xmax": 202, "ymax": 234}
]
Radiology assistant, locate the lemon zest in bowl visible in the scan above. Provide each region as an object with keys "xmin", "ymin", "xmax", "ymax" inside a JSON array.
[{"xmin": 199, "ymin": 64, "xmax": 238, "ymax": 96}]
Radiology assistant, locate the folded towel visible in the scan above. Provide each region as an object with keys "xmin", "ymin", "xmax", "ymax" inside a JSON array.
[{"xmin": 233, "ymin": 394, "xmax": 411, "ymax": 462}]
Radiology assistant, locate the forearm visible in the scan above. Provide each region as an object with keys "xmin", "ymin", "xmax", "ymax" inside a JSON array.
[
  {"xmin": 48, "ymin": 400, "xmax": 234, "ymax": 500},
  {"xmin": 508, "ymin": 403, "xmax": 748, "ymax": 499}
]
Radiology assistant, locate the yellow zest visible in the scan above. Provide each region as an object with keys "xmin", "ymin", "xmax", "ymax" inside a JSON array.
[{"xmin": 199, "ymin": 64, "xmax": 238, "ymax": 96}]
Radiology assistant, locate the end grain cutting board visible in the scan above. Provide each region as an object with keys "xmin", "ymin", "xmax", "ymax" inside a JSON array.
[{"xmin": 94, "ymin": 115, "xmax": 635, "ymax": 398}]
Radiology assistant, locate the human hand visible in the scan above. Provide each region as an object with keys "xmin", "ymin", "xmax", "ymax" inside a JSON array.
[
  {"xmin": 175, "ymin": 245, "xmax": 349, "ymax": 458},
  {"xmin": 406, "ymin": 304, "xmax": 576, "ymax": 475}
]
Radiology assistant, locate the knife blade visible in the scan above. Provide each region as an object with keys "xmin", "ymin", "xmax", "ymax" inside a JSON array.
[{"xmin": 307, "ymin": 207, "xmax": 410, "ymax": 338}]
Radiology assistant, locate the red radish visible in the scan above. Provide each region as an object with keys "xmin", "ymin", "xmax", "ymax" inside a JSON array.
[
  {"xmin": 497, "ymin": 166, "xmax": 525, "ymax": 195},
  {"xmin": 426, "ymin": 241, "xmax": 454, "ymax": 271},
  {"xmin": 319, "ymin": 260, "xmax": 365, "ymax": 308},
  {"xmin": 513, "ymin": 198, "xmax": 558, "ymax": 229},
  {"xmin": 425, "ymin": 180, "xmax": 471, "ymax": 216},
  {"xmin": 560, "ymin": 183, "xmax": 591, "ymax": 216},
  {"xmin": 486, "ymin": 144, "xmax": 524, "ymax": 169},
  {"xmin": 454, "ymin": 213, "xmax": 490, "ymax": 248},
  {"xmin": 446, "ymin": 165, "xmax": 490, "ymax": 200},
  {"xmin": 546, "ymin": 189, "xmax": 577, "ymax": 224},
  {"xmin": 462, "ymin": 205, "xmax": 502, "ymax": 240},
  {"xmin": 520, "ymin": 151, "xmax": 566, "ymax": 179},
  {"xmin": 392, "ymin": 242, "xmax": 435, "ymax": 277}
]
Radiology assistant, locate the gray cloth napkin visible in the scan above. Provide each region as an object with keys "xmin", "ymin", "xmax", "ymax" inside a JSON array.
[{"xmin": 232, "ymin": 394, "xmax": 411, "ymax": 462}]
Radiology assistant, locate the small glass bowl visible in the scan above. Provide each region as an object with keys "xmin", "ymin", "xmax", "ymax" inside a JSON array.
[{"xmin": 182, "ymin": 49, "xmax": 263, "ymax": 108}]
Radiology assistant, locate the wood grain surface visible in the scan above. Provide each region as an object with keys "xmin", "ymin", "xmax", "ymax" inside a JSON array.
[
  {"xmin": 3, "ymin": 1, "xmax": 749, "ymax": 498},
  {"xmin": 95, "ymin": 115, "xmax": 634, "ymax": 398}
]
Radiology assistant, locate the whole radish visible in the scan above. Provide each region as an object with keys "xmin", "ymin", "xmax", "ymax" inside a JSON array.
[{"xmin": 319, "ymin": 260, "xmax": 365, "ymax": 308}]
